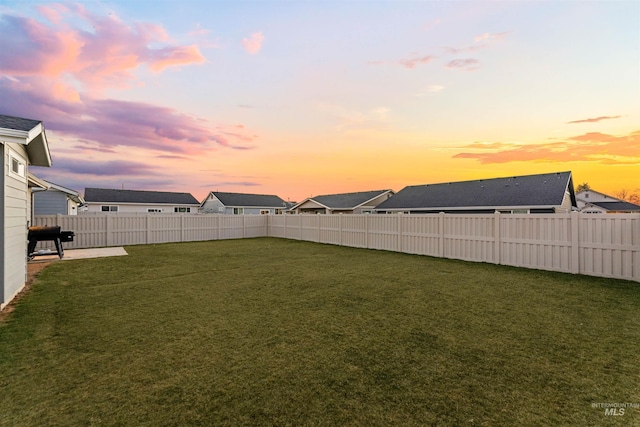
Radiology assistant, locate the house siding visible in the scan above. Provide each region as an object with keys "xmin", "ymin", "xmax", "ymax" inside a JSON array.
[
  {"xmin": 201, "ymin": 195, "xmax": 225, "ymax": 214},
  {"xmin": 556, "ymin": 191, "xmax": 572, "ymax": 213},
  {"xmin": 201, "ymin": 195, "xmax": 280, "ymax": 215},
  {"xmin": 2, "ymin": 143, "xmax": 29, "ymax": 308},
  {"xmin": 34, "ymin": 190, "xmax": 69, "ymax": 215},
  {"xmin": 85, "ymin": 203, "xmax": 197, "ymax": 214}
]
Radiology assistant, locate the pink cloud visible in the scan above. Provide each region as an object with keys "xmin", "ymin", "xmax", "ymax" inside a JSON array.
[
  {"xmin": 0, "ymin": 77, "xmax": 257, "ymax": 154},
  {"xmin": 446, "ymin": 58, "xmax": 480, "ymax": 71},
  {"xmin": 242, "ymin": 32, "xmax": 264, "ymax": 54},
  {"xmin": 453, "ymin": 131, "xmax": 640, "ymax": 164},
  {"xmin": 567, "ymin": 115, "xmax": 621, "ymax": 124},
  {"xmin": 0, "ymin": 7, "xmax": 205, "ymax": 93},
  {"xmin": 474, "ymin": 32, "xmax": 508, "ymax": 43},
  {"xmin": 398, "ymin": 55, "xmax": 436, "ymax": 69}
]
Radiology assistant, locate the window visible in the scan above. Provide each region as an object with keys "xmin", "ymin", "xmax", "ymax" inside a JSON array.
[
  {"xmin": 260, "ymin": 210, "xmax": 270, "ymax": 215},
  {"xmin": 8, "ymin": 151, "xmax": 26, "ymax": 179},
  {"xmin": 498, "ymin": 209, "xmax": 529, "ymax": 214},
  {"xmin": 101, "ymin": 205, "xmax": 118, "ymax": 212},
  {"xmin": 148, "ymin": 209, "xmax": 162, "ymax": 213},
  {"xmin": 174, "ymin": 207, "xmax": 191, "ymax": 213},
  {"xmin": 233, "ymin": 207, "xmax": 244, "ymax": 215}
]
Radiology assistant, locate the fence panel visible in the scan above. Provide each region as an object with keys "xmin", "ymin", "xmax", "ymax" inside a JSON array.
[
  {"xmin": 182, "ymin": 215, "xmax": 219, "ymax": 242},
  {"xmin": 32, "ymin": 214, "xmax": 108, "ymax": 249},
  {"xmin": 318, "ymin": 215, "xmax": 341, "ymax": 245},
  {"xmin": 300, "ymin": 215, "xmax": 320, "ymax": 242},
  {"xmin": 367, "ymin": 215, "xmax": 399, "ymax": 252},
  {"xmin": 284, "ymin": 215, "xmax": 301, "ymax": 240},
  {"xmin": 500, "ymin": 214, "xmax": 572, "ymax": 273},
  {"xmin": 444, "ymin": 215, "xmax": 495, "ymax": 263},
  {"xmin": 269, "ymin": 215, "xmax": 286, "ymax": 238},
  {"xmin": 341, "ymin": 215, "xmax": 367, "ymax": 248},
  {"xmin": 401, "ymin": 215, "xmax": 440, "ymax": 256},
  {"xmin": 579, "ymin": 214, "xmax": 640, "ymax": 281},
  {"xmin": 33, "ymin": 212, "xmax": 640, "ymax": 283}
]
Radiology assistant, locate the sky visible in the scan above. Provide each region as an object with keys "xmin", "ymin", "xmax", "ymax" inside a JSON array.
[{"xmin": 0, "ymin": 0, "xmax": 638, "ymax": 203}]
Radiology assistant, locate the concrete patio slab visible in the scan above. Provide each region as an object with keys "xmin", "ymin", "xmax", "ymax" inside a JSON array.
[{"xmin": 29, "ymin": 247, "xmax": 128, "ymax": 262}]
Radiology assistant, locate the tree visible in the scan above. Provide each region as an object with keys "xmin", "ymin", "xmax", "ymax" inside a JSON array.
[
  {"xmin": 576, "ymin": 182, "xmax": 591, "ymax": 192},
  {"xmin": 614, "ymin": 189, "xmax": 640, "ymax": 205}
]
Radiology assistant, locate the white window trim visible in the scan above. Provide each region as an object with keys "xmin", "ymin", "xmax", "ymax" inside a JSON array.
[{"xmin": 8, "ymin": 149, "xmax": 26, "ymax": 181}]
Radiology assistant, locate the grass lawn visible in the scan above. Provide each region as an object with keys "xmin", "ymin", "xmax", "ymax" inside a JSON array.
[{"xmin": 1, "ymin": 237, "xmax": 639, "ymax": 426}]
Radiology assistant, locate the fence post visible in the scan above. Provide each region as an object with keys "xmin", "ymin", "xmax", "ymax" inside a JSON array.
[
  {"xmin": 365, "ymin": 214, "xmax": 369, "ymax": 249},
  {"xmin": 438, "ymin": 212, "xmax": 445, "ymax": 257},
  {"xmin": 146, "ymin": 215, "xmax": 151, "ymax": 244},
  {"xmin": 570, "ymin": 211, "xmax": 580, "ymax": 274},
  {"xmin": 494, "ymin": 211, "xmax": 501, "ymax": 265},
  {"xmin": 217, "ymin": 215, "xmax": 221, "ymax": 240},
  {"xmin": 243, "ymin": 214, "xmax": 246, "ymax": 238},
  {"xmin": 181, "ymin": 215, "xmax": 185, "ymax": 242},
  {"xmin": 106, "ymin": 215, "xmax": 112, "ymax": 247},
  {"xmin": 339, "ymin": 214, "xmax": 343, "ymax": 246},
  {"xmin": 397, "ymin": 214, "xmax": 402, "ymax": 252}
]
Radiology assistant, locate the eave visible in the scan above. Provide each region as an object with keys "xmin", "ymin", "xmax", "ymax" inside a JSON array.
[{"xmin": 0, "ymin": 123, "xmax": 52, "ymax": 167}]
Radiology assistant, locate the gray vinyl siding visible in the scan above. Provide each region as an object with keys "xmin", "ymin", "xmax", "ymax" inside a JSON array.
[
  {"xmin": 2, "ymin": 143, "xmax": 29, "ymax": 307},
  {"xmin": 200, "ymin": 196, "xmax": 225, "ymax": 213},
  {"xmin": 34, "ymin": 190, "xmax": 69, "ymax": 215}
]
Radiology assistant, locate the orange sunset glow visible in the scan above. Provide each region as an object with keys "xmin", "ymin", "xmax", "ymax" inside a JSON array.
[{"xmin": 1, "ymin": 1, "xmax": 638, "ymax": 202}]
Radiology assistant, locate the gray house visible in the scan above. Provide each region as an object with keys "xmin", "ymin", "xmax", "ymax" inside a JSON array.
[
  {"xmin": 33, "ymin": 180, "xmax": 84, "ymax": 216},
  {"xmin": 200, "ymin": 191, "xmax": 287, "ymax": 214},
  {"xmin": 576, "ymin": 189, "xmax": 640, "ymax": 214},
  {"xmin": 375, "ymin": 171, "xmax": 576, "ymax": 214},
  {"xmin": 83, "ymin": 188, "xmax": 200, "ymax": 214},
  {"xmin": 1, "ymin": 114, "xmax": 52, "ymax": 309},
  {"xmin": 291, "ymin": 190, "xmax": 394, "ymax": 214}
]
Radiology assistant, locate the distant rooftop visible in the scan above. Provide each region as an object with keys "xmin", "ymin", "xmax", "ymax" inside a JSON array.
[
  {"xmin": 210, "ymin": 191, "xmax": 286, "ymax": 207},
  {"xmin": 375, "ymin": 171, "xmax": 575, "ymax": 211},
  {"xmin": 85, "ymin": 188, "xmax": 200, "ymax": 205}
]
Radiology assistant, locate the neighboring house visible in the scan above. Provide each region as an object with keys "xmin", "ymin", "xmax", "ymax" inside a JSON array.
[
  {"xmin": 83, "ymin": 188, "xmax": 200, "ymax": 214},
  {"xmin": 33, "ymin": 180, "xmax": 84, "ymax": 216},
  {"xmin": 374, "ymin": 171, "xmax": 576, "ymax": 214},
  {"xmin": 200, "ymin": 191, "xmax": 287, "ymax": 214},
  {"xmin": 291, "ymin": 190, "xmax": 394, "ymax": 214},
  {"xmin": 576, "ymin": 189, "xmax": 640, "ymax": 214},
  {"xmin": 1, "ymin": 114, "xmax": 52, "ymax": 309}
]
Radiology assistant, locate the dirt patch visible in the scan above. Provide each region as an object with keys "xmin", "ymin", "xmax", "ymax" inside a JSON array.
[{"xmin": 0, "ymin": 261, "xmax": 53, "ymax": 321}]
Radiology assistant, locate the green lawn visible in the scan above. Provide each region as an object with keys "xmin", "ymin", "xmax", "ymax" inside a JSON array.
[{"xmin": 1, "ymin": 238, "xmax": 639, "ymax": 426}]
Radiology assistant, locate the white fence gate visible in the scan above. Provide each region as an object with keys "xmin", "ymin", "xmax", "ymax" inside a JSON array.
[{"xmin": 33, "ymin": 212, "xmax": 640, "ymax": 282}]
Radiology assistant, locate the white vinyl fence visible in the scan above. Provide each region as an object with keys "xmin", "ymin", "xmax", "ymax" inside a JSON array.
[
  {"xmin": 32, "ymin": 214, "xmax": 267, "ymax": 249},
  {"xmin": 33, "ymin": 212, "xmax": 640, "ymax": 283}
]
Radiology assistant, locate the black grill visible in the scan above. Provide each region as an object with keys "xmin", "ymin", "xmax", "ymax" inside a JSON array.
[{"xmin": 28, "ymin": 226, "xmax": 75, "ymax": 259}]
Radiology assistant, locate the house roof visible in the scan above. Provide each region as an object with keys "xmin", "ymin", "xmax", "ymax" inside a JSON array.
[
  {"xmin": 85, "ymin": 188, "xmax": 200, "ymax": 205},
  {"xmin": 28, "ymin": 173, "xmax": 49, "ymax": 190},
  {"xmin": 42, "ymin": 180, "xmax": 85, "ymax": 204},
  {"xmin": 588, "ymin": 201, "xmax": 640, "ymax": 212},
  {"xmin": 294, "ymin": 190, "xmax": 393, "ymax": 210},
  {"xmin": 0, "ymin": 114, "xmax": 52, "ymax": 167},
  {"xmin": 375, "ymin": 171, "xmax": 575, "ymax": 211},
  {"xmin": 209, "ymin": 192, "xmax": 286, "ymax": 208}
]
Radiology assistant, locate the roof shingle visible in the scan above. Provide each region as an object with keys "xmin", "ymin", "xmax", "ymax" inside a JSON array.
[
  {"xmin": 375, "ymin": 171, "xmax": 574, "ymax": 211},
  {"xmin": 84, "ymin": 188, "xmax": 199, "ymax": 205},
  {"xmin": 211, "ymin": 192, "xmax": 286, "ymax": 207}
]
